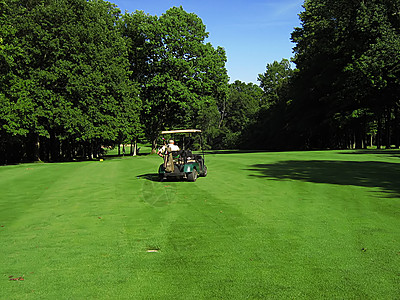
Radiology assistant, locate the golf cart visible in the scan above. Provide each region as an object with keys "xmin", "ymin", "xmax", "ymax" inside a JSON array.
[{"xmin": 158, "ymin": 129, "xmax": 207, "ymax": 182}]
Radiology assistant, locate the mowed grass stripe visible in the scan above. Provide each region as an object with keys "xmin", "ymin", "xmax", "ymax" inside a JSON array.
[
  {"xmin": 179, "ymin": 151, "xmax": 400, "ymax": 298},
  {"xmin": 125, "ymin": 151, "xmax": 399, "ymax": 298},
  {"xmin": 1, "ymin": 158, "xmax": 151, "ymax": 298},
  {"xmin": 1, "ymin": 151, "xmax": 399, "ymax": 298}
]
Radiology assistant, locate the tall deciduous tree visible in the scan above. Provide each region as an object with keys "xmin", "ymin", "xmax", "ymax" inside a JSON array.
[
  {"xmin": 239, "ymin": 60, "xmax": 294, "ymax": 150},
  {"xmin": 121, "ymin": 7, "xmax": 228, "ymax": 150},
  {"xmin": 345, "ymin": 0, "xmax": 400, "ymax": 148},
  {"xmin": 1, "ymin": 0, "xmax": 140, "ymax": 162},
  {"xmin": 215, "ymin": 80, "xmax": 262, "ymax": 148},
  {"xmin": 258, "ymin": 59, "xmax": 293, "ymax": 107},
  {"xmin": 290, "ymin": 0, "xmax": 400, "ymax": 149}
]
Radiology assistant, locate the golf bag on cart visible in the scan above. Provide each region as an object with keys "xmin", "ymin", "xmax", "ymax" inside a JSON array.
[{"xmin": 163, "ymin": 147, "xmax": 175, "ymax": 172}]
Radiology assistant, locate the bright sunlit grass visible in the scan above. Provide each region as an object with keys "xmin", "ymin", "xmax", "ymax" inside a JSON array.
[{"xmin": 1, "ymin": 150, "xmax": 399, "ymax": 298}]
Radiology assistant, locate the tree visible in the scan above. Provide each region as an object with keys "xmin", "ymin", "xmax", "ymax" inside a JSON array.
[
  {"xmin": 345, "ymin": 0, "xmax": 400, "ymax": 148},
  {"xmin": 234, "ymin": 59, "xmax": 295, "ymax": 150},
  {"xmin": 1, "ymin": 0, "xmax": 140, "ymax": 162},
  {"xmin": 121, "ymin": 7, "xmax": 229, "ymax": 150},
  {"xmin": 214, "ymin": 80, "xmax": 263, "ymax": 148},
  {"xmin": 0, "ymin": 0, "xmax": 34, "ymax": 163},
  {"xmin": 290, "ymin": 0, "xmax": 400, "ymax": 149},
  {"xmin": 258, "ymin": 59, "xmax": 293, "ymax": 107}
]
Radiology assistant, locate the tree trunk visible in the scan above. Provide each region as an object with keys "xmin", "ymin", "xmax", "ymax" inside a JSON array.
[
  {"xmin": 394, "ymin": 105, "xmax": 399, "ymax": 148},
  {"xmin": 152, "ymin": 139, "xmax": 158, "ymax": 154},
  {"xmin": 132, "ymin": 138, "xmax": 137, "ymax": 156},
  {"xmin": 33, "ymin": 133, "xmax": 41, "ymax": 162},
  {"xmin": 377, "ymin": 117, "xmax": 382, "ymax": 149},
  {"xmin": 63, "ymin": 138, "xmax": 72, "ymax": 161},
  {"xmin": 385, "ymin": 109, "xmax": 391, "ymax": 149},
  {"xmin": 49, "ymin": 130, "xmax": 60, "ymax": 162},
  {"xmin": 89, "ymin": 142, "xmax": 94, "ymax": 160}
]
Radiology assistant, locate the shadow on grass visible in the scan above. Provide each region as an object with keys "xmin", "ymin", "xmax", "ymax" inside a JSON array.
[
  {"xmin": 137, "ymin": 173, "xmax": 160, "ymax": 182},
  {"xmin": 339, "ymin": 149, "xmax": 400, "ymax": 159},
  {"xmin": 205, "ymin": 149, "xmax": 270, "ymax": 155},
  {"xmin": 248, "ymin": 160, "xmax": 400, "ymax": 197}
]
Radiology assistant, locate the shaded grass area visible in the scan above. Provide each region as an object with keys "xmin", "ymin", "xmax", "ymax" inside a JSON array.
[
  {"xmin": 0, "ymin": 150, "xmax": 399, "ymax": 298},
  {"xmin": 248, "ymin": 160, "xmax": 400, "ymax": 197}
]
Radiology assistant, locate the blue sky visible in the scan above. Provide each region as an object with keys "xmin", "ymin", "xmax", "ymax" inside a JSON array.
[{"xmin": 112, "ymin": 0, "xmax": 304, "ymax": 84}]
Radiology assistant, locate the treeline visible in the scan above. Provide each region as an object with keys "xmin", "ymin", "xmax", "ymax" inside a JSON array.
[
  {"xmin": 0, "ymin": 0, "xmax": 142, "ymax": 163},
  {"xmin": 237, "ymin": 0, "xmax": 400, "ymax": 150},
  {"xmin": 2, "ymin": 0, "xmax": 400, "ymax": 164},
  {"xmin": 0, "ymin": 0, "xmax": 228, "ymax": 164}
]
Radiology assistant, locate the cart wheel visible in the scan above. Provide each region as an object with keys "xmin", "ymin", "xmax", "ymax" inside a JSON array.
[
  {"xmin": 187, "ymin": 169, "xmax": 198, "ymax": 182},
  {"xmin": 202, "ymin": 166, "xmax": 208, "ymax": 177}
]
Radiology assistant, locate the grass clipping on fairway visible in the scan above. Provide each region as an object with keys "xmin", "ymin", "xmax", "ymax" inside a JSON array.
[{"xmin": 0, "ymin": 150, "xmax": 399, "ymax": 299}]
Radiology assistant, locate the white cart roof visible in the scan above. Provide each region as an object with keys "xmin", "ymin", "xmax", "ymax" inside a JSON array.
[{"xmin": 161, "ymin": 129, "xmax": 202, "ymax": 134}]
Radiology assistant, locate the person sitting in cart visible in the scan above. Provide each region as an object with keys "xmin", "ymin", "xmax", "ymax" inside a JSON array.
[{"xmin": 157, "ymin": 140, "xmax": 180, "ymax": 157}]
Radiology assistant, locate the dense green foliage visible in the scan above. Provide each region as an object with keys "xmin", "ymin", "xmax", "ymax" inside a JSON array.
[
  {"xmin": 258, "ymin": 59, "xmax": 293, "ymax": 107},
  {"xmin": 1, "ymin": 150, "xmax": 399, "ymax": 298},
  {"xmin": 249, "ymin": 0, "xmax": 400, "ymax": 150},
  {"xmin": 120, "ymin": 7, "xmax": 229, "ymax": 150},
  {"xmin": 2, "ymin": 0, "xmax": 400, "ymax": 163},
  {"xmin": 0, "ymin": 0, "xmax": 141, "ymax": 163},
  {"xmin": 239, "ymin": 59, "xmax": 295, "ymax": 150},
  {"xmin": 0, "ymin": 2, "xmax": 229, "ymax": 163},
  {"xmin": 215, "ymin": 80, "xmax": 263, "ymax": 148}
]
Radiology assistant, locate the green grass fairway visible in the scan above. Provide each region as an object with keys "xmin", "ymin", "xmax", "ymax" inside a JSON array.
[{"xmin": 1, "ymin": 150, "xmax": 399, "ymax": 298}]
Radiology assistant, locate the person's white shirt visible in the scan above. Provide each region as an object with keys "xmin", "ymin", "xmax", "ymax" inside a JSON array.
[
  {"xmin": 168, "ymin": 143, "xmax": 180, "ymax": 151},
  {"xmin": 158, "ymin": 140, "xmax": 180, "ymax": 156}
]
